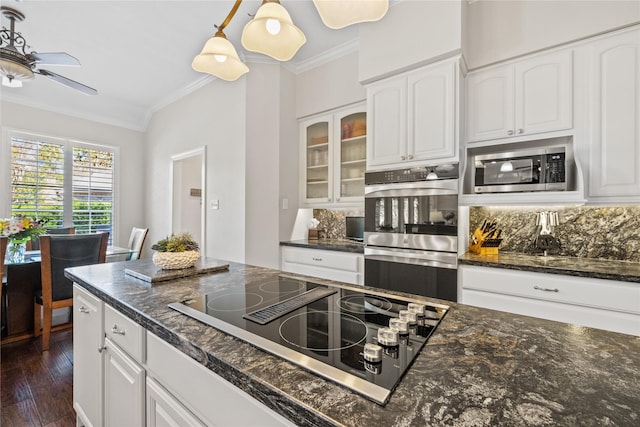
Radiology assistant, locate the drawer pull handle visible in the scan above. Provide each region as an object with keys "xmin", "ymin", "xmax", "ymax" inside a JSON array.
[
  {"xmin": 312, "ymin": 257, "xmax": 323, "ymax": 262},
  {"xmin": 98, "ymin": 345, "xmax": 107, "ymax": 353},
  {"xmin": 534, "ymin": 285, "xmax": 559, "ymax": 293},
  {"xmin": 79, "ymin": 306, "xmax": 90, "ymax": 314},
  {"xmin": 111, "ymin": 324, "xmax": 126, "ymax": 335}
]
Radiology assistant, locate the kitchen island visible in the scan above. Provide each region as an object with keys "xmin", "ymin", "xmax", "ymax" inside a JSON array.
[{"xmin": 66, "ymin": 259, "xmax": 640, "ymax": 426}]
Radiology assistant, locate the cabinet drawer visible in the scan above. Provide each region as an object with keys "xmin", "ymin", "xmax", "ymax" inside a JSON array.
[
  {"xmin": 282, "ymin": 247, "xmax": 360, "ymax": 272},
  {"xmin": 104, "ymin": 304, "xmax": 145, "ymax": 363},
  {"xmin": 461, "ymin": 265, "xmax": 640, "ymax": 314}
]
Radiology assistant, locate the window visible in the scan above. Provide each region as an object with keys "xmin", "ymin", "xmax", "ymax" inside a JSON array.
[{"xmin": 8, "ymin": 131, "xmax": 116, "ymax": 243}]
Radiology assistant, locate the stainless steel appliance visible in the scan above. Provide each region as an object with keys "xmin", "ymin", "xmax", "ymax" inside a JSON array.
[
  {"xmin": 364, "ymin": 165, "xmax": 459, "ymax": 301},
  {"xmin": 169, "ymin": 276, "xmax": 448, "ymax": 405},
  {"xmin": 472, "ymin": 145, "xmax": 569, "ymax": 193},
  {"xmin": 345, "ymin": 216, "xmax": 364, "ymax": 242}
]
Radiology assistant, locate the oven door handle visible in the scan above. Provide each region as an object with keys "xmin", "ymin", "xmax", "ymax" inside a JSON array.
[
  {"xmin": 364, "ymin": 179, "xmax": 459, "ymax": 197},
  {"xmin": 364, "ymin": 247, "xmax": 457, "ymax": 270}
]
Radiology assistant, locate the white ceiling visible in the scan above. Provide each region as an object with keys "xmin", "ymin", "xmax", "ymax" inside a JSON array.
[{"xmin": 0, "ymin": 0, "xmax": 363, "ymax": 131}]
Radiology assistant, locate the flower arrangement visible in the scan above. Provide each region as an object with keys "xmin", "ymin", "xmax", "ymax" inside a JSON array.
[
  {"xmin": 1, "ymin": 216, "xmax": 46, "ymax": 242},
  {"xmin": 1, "ymin": 216, "xmax": 46, "ymax": 263},
  {"xmin": 151, "ymin": 233, "xmax": 200, "ymax": 270}
]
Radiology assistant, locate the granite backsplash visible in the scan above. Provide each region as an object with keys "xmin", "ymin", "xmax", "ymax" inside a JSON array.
[
  {"xmin": 470, "ymin": 206, "xmax": 640, "ymax": 262},
  {"xmin": 312, "ymin": 208, "xmax": 364, "ymax": 239}
]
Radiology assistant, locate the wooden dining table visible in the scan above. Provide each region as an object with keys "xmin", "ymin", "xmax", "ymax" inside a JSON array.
[{"xmin": 1, "ymin": 246, "xmax": 134, "ymax": 343}]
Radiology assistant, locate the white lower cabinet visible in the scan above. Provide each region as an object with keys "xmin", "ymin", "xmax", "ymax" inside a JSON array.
[
  {"xmin": 146, "ymin": 377, "xmax": 206, "ymax": 427},
  {"xmin": 146, "ymin": 332, "xmax": 295, "ymax": 427},
  {"xmin": 73, "ymin": 284, "xmax": 295, "ymax": 427},
  {"xmin": 73, "ymin": 285, "xmax": 104, "ymax": 427},
  {"xmin": 460, "ymin": 265, "xmax": 640, "ymax": 336},
  {"xmin": 104, "ymin": 337, "xmax": 145, "ymax": 427},
  {"xmin": 280, "ymin": 246, "xmax": 364, "ymax": 285}
]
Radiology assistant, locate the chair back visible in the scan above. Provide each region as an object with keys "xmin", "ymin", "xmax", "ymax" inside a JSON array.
[
  {"xmin": 40, "ymin": 233, "xmax": 108, "ymax": 302},
  {"xmin": 127, "ymin": 227, "xmax": 149, "ymax": 260},
  {"xmin": 0, "ymin": 236, "xmax": 7, "ymax": 277},
  {"xmin": 29, "ymin": 226, "xmax": 76, "ymax": 251}
]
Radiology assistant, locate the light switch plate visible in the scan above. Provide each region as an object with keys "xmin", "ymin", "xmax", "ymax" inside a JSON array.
[{"xmin": 210, "ymin": 200, "xmax": 219, "ymax": 210}]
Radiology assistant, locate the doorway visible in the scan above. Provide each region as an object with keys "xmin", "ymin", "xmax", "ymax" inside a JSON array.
[{"xmin": 171, "ymin": 147, "xmax": 206, "ymax": 256}]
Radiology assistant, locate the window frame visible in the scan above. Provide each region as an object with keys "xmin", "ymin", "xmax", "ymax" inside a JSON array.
[{"xmin": 1, "ymin": 128, "xmax": 121, "ymax": 246}]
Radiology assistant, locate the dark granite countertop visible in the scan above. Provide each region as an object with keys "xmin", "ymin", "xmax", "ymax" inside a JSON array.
[
  {"xmin": 280, "ymin": 239, "xmax": 364, "ymax": 254},
  {"xmin": 460, "ymin": 251, "xmax": 640, "ymax": 283},
  {"xmin": 66, "ymin": 259, "xmax": 640, "ymax": 426}
]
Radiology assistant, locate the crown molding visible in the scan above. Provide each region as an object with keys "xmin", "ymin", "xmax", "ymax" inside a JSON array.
[
  {"xmin": 292, "ymin": 38, "xmax": 360, "ymax": 74},
  {"xmin": 1, "ymin": 92, "xmax": 146, "ymax": 132}
]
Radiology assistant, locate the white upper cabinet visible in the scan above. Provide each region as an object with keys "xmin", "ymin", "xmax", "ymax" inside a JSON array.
[
  {"xmin": 300, "ymin": 103, "xmax": 366, "ymax": 206},
  {"xmin": 466, "ymin": 49, "xmax": 573, "ymax": 143},
  {"xmin": 587, "ymin": 28, "xmax": 640, "ymax": 199},
  {"xmin": 367, "ymin": 57, "xmax": 459, "ymax": 171}
]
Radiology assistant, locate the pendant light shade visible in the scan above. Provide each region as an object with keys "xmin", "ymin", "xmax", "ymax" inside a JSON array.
[
  {"xmin": 313, "ymin": 0, "xmax": 389, "ymax": 29},
  {"xmin": 192, "ymin": 32, "xmax": 249, "ymax": 81},
  {"xmin": 241, "ymin": 1, "xmax": 306, "ymax": 61}
]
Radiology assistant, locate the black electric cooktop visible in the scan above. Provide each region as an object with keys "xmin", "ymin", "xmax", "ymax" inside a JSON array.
[{"xmin": 169, "ymin": 276, "xmax": 449, "ymax": 405}]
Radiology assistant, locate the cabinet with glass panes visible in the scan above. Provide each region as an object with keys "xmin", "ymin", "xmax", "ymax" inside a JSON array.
[{"xmin": 300, "ymin": 103, "xmax": 366, "ymax": 206}]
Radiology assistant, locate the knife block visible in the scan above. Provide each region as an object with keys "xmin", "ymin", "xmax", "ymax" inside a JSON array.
[{"xmin": 469, "ymin": 228, "xmax": 502, "ymax": 255}]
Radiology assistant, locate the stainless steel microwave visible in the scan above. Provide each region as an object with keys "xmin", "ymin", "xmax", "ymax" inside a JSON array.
[{"xmin": 473, "ymin": 146, "xmax": 568, "ymax": 193}]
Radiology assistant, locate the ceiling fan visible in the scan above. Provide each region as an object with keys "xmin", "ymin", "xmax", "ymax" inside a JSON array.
[{"xmin": 0, "ymin": 6, "xmax": 97, "ymax": 95}]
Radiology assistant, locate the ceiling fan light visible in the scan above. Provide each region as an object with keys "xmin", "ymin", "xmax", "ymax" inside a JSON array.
[
  {"xmin": 241, "ymin": 2, "xmax": 306, "ymax": 61},
  {"xmin": 2, "ymin": 75, "xmax": 22, "ymax": 87},
  {"xmin": 0, "ymin": 55, "xmax": 35, "ymax": 82},
  {"xmin": 313, "ymin": 0, "xmax": 389, "ymax": 29},
  {"xmin": 192, "ymin": 34, "xmax": 249, "ymax": 81}
]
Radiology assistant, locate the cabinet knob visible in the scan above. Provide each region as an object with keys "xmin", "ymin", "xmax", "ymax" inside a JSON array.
[
  {"xmin": 327, "ymin": 198, "xmax": 332, "ymax": 202},
  {"xmin": 79, "ymin": 306, "xmax": 90, "ymax": 314},
  {"xmin": 111, "ymin": 324, "xmax": 126, "ymax": 335},
  {"xmin": 407, "ymin": 154, "xmax": 414, "ymax": 160},
  {"xmin": 517, "ymin": 128, "xmax": 524, "ymax": 134},
  {"xmin": 507, "ymin": 130, "xmax": 514, "ymax": 136},
  {"xmin": 336, "ymin": 197, "xmax": 340, "ymax": 201},
  {"xmin": 401, "ymin": 155, "xmax": 406, "ymax": 161}
]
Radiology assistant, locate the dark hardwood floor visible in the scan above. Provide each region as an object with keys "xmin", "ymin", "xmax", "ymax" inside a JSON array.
[{"xmin": 1, "ymin": 330, "xmax": 76, "ymax": 427}]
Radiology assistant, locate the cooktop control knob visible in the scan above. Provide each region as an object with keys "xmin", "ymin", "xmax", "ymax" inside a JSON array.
[
  {"xmin": 363, "ymin": 343, "xmax": 383, "ymax": 362},
  {"xmin": 399, "ymin": 310, "xmax": 417, "ymax": 325},
  {"xmin": 389, "ymin": 318, "xmax": 409, "ymax": 335},
  {"xmin": 377, "ymin": 327, "xmax": 399, "ymax": 347},
  {"xmin": 407, "ymin": 303, "xmax": 426, "ymax": 317}
]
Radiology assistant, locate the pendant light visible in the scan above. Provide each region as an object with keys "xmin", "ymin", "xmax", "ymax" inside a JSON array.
[
  {"xmin": 192, "ymin": 0, "xmax": 249, "ymax": 81},
  {"xmin": 312, "ymin": 0, "xmax": 389, "ymax": 29},
  {"xmin": 241, "ymin": 0, "xmax": 306, "ymax": 61}
]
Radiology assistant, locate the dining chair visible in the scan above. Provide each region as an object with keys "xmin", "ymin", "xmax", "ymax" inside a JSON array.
[
  {"xmin": 0, "ymin": 236, "xmax": 7, "ymax": 312},
  {"xmin": 127, "ymin": 227, "xmax": 149, "ymax": 260},
  {"xmin": 28, "ymin": 226, "xmax": 76, "ymax": 251},
  {"xmin": 35, "ymin": 232, "xmax": 108, "ymax": 351}
]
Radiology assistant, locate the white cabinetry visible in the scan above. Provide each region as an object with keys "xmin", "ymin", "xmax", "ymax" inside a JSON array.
[
  {"xmin": 367, "ymin": 57, "xmax": 459, "ymax": 171},
  {"xmin": 146, "ymin": 332, "xmax": 295, "ymax": 426},
  {"xmin": 460, "ymin": 265, "xmax": 640, "ymax": 336},
  {"xmin": 73, "ymin": 285, "xmax": 104, "ymax": 427},
  {"xmin": 104, "ymin": 337, "xmax": 145, "ymax": 427},
  {"xmin": 281, "ymin": 246, "xmax": 364, "ymax": 285},
  {"xmin": 147, "ymin": 378, "xmax": 206, "ymax": 427},
  {"xmin": 587, "ymin": 28, "xmax": 640, "ymax": 200},
  {"xmin": 300, "ymin": 103, "xmax": 366, "ymax": 206},
  {"xmin": 466, "ymin": 49, "xmax": 573, "ymax": 143}
]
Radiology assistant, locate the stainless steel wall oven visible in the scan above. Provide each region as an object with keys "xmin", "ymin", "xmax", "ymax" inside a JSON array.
[{"xmin": 364, "ymin": 165, "xmax": 459, "ymax": 301}]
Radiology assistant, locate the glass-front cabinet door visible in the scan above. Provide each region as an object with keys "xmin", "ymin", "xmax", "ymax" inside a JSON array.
[
  {"xmin": 336, "ymin": 109, "xmax": 366, "ymax": 202},
  {"xmin": 300, "ymin": 102, "xmax": 366, "ymax": 206},
  {"xmin": 302, "ymin": 117, "xmax": 332, "ymax": 203}
]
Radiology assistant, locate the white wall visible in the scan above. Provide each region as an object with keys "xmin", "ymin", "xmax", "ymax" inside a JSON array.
[
  {"xmin": 358, "ymin": 0, "xmax": 462, "ymax": 83},
  {"xmin": 144, "ymin": 79, "xmax": 246, "ymax": 263},
  {"xmin": 172, "ymin": 155, "xmax": 202, "ymax": 244},
  {"xmin": 279, "ymin": 67, "xmax": 300, "ymax": 243},
  {"xmin": 296, "ymin": 53, "xmax": 366, "ymax": 119},
  {"xmin": 464, "ymin": 0, "xmax": 640, "ymax": 70},
  {"xmin": 0, "ymin": 101, "xmax": 145, "ymax": 247}
]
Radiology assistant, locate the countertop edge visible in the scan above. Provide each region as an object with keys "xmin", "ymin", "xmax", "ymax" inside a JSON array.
[{"xmin": 280, "ymin": 240, "xmax": 364, "ymax": 254}]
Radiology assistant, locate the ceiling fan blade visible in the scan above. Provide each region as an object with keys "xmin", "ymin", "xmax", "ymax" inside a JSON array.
[
  {"xmin": 28, "ymin": 52, "xmax": 80, "ymax": 66},
  {"xmin": 36, "ymin": 69, "xmax": 97, "ymax": 96}
]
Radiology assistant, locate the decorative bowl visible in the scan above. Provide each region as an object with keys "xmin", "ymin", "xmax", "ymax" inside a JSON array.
[{"xmin": 152, "ymin": 250, "xmax": 200, "ymax": 270}]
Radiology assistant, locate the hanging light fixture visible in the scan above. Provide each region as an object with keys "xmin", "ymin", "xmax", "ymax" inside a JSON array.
[
  {"xmin": 241, "ymin": 0, "xmax": 306, "ymax": 61},
  {"xmin": 0, "ymin": 7, "xmax": 34, "ymax": 88},
  {"xmin": 192, "ymin": 0, "xmax": 249, "ymax": 81},
  {"xmin": 312, "ymin": 0, "xmax": 389, "ymax": 29}
]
